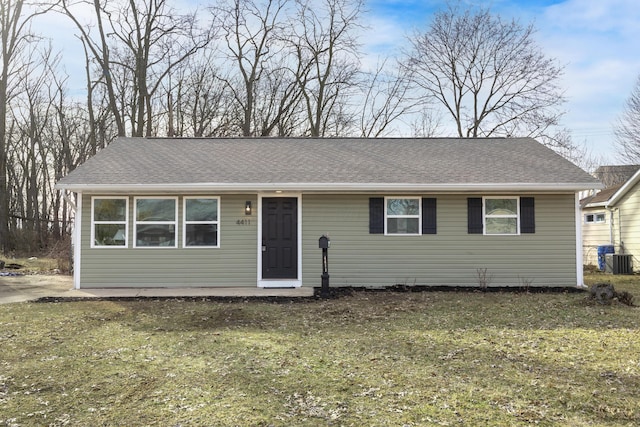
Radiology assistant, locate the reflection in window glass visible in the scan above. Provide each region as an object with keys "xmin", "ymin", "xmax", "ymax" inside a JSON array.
[
  {"xmin": 485, "ymin": 198, "xmax": 517, "ymax": 215},
  {"xmin": 135, "ymin": 198, "xmax": 177, "ymax": 247},
  {"xmin": 485, "ymin": 198, "xmax": 518, "ymax": 235},
  {"xmin": 486, "ymin": 218, "xmax": 518, "ymax": 235},
  {"xmin": 184, "ymin": 198, "xmax": 219, "ymax": 247},
  {"xmin": 387, "ymin": 218, "xmax": 419, "ymax": 234},
  {"xmin": 386, "ymin": 197, "xmax": 420, "ymax": 235},
  {"xmin": 136, "ymin": 198, "xmax": 176, "ymax": 221},
  {"xmin": 185, "ymin": 198, "xmax": 218, "ymax": 222},
  {"xmin": 92, "ymin": 197, "xmax": 128, "ymax": 247},
  {"xmin": 387, "ymin": 198, "xmax": 419, "ymax": 216},
  {"xmin": 94, "ymin": 199, "xmax": 127, "ymax": 221}
]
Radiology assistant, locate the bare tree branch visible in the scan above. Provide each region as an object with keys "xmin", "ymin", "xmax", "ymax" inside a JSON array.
[
  {"xmin": 614, "ymin": 74, "xmax": 640, "ymax": 163},
  {"xmin": 403, "ymin": 3, "xmax": 567, "ymax": 148}
]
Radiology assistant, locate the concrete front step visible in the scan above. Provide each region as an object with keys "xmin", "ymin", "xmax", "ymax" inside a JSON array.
[{"xmin": 66, "ymin": 286, "xmax": 315, "ymax": 299}]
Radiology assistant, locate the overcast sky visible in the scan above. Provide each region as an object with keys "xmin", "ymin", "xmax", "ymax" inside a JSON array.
[{"xmin": 37, "ymin": 0, "xmax": 640, "ymax": 163}]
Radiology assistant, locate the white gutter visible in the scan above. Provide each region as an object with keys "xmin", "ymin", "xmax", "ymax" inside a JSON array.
[{"xmin": 55, "ymin": 182, "xmax": 602, "ymax": 194}]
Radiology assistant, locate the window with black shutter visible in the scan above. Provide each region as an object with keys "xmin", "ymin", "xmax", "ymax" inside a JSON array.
[
  {"xmin": 369, "ymin": 197, "xmax": 437, "ymax": 235},
  {"xmin": 520, "ymin": 197, "xmax": 535, "ymax": 233},
  {"xmin": 468, "ymin": 196, "xmax": 536, "ymax": 235},
  {"xmin": 422, "ymin": 198, "xmax": 437, "ymax": 234},
  {"xmin": 369, "ymin": 197, "xmax": 384, "ymax": 234}
]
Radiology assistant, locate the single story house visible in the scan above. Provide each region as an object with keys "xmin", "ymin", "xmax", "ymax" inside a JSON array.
[
  {"xmin": 581, "ymin": 165, "xmax": 640, "ymax": 271},
  {"xmin": 55, "ymin": 137, "xmax": 601, "ymax": 290}
]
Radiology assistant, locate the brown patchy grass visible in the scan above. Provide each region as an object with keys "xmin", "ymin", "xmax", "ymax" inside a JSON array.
[
  {"xmin": 585, "ymin": 270, "xmax": 639, "ymax": 295},
  {"xmin": 1, "ymin": 275, "xmax": 639, "ymax": 426},
  {"xmin": 1, "ymin": 257, "xmax": 60, "ymax": 274}
]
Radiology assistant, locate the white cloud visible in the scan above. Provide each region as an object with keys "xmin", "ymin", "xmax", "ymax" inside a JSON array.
[
  {"xmin": 363, "ymin": 0, "xmax": 640, "ymax": 161},
  {"xmin": 535, "ymin": 0, "xmax": 640, "ymax": 160}
]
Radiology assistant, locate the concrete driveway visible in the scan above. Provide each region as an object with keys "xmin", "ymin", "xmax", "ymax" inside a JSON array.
[{"xmin": 0, "ymin": 274, "xmax": 74, "ymax": 304}]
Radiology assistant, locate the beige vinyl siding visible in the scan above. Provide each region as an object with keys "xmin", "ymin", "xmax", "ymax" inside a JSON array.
[
  {"xmin": 615, "ymin": 181, "xmax": 640, "ymax": 271},
  {"xmin": 581, "ymin": 207, "xmax": 612, "ymax": 266},
  {"xmin": 80, "ymin": 194, "xmax": 257, "ymax": 288},
  {"xmin": 301, "ymin": 194, "xmax": 578, "ymax": 287}
]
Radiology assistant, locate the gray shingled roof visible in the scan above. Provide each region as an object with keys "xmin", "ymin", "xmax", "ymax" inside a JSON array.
[
  {"xmin": 56, "ymin": 137, "xmax": 601, "ymax": 192},
  {"xmin": 594, "ymin": 165, "xmax": 640, "ymax": 188},
  {"xmin": 580, "ymin": 183, "xmax": 623, "ymax": 207}
]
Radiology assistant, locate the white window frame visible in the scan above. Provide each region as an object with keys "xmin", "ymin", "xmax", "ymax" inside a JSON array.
[
  {"xmin": 134, "ymin": 196, "xmax": 178, "ymax": 248},
  {"xmin": 91, "ymin": 196, "xmax": 129, "ymax": 248},
  {"xmin": 183, "ymin": 197, "xmax": 220, "ymax": 249},
  {"xmin": 584, "ymin": 212, "xmax": 605, "ymax": 224},
  {"xmin": 483, "ymin": 196, "xmax": 520, "ymax": 236},
  {"xmin": 384, "ymin": 196, "xmax": 422, "ymax": 236}
]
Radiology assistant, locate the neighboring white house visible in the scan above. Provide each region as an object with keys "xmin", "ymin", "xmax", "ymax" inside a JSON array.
[
  {"xmin": 581, "ymin": 165, "xmax": 640, "ymax": 271},
  {"xmin": 56, "ymin": 137, "xmax": 601, "ymax": 290}
]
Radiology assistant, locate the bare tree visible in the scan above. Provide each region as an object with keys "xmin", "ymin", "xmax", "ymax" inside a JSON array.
[
  {"xmin": 61, "ymin": 0, "xmax": 126, "ymax": 136},
  {"xmin": 615, "ymin": 74, "xmax": 640, "ymax": 163},
  {"xmin": 292, "ymin": 0, "xmax": 363, "ymax": 137},
  {"xmin": 215, "ymin": 0, "xmax": 283, "ymax": 136},
  {"xmin": 187, "ymin": 63, "xmax": 234, "ymax": 137},
  {"xmin": 62, "ymin": 0, "xmax": 212, "ymax": 137},
  {"xmin": 404, "ymin": 3, "xmax": 567, "ymax": 146},
  {"xmin": 4, "ymin": 38, "xmax": 85, "ymax": 252},
  {"xmin": 410, "ymin": 109, "xmax": 443, "ymax": 138},
  {"xmin": 214, "ymin": 0, "xmax": 306, "ymax": 137},
  {"xmin": 358, "ymin": 59, "xmax": 416, "ymax": 137},
  {"xmin": 0, "ymin": 0, "xmax": 54, "ymax": 253}
]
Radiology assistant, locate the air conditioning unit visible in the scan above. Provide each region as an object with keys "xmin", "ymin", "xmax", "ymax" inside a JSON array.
[
  {"xmin": 612, "ymin": 254, "xmax": 633, "ymax": 275},
  {"xmin": 604, "ymin": 253, "xmax": 614, "ymax": 273}
]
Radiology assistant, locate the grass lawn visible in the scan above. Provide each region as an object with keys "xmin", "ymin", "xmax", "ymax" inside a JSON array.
[{"xmin": 1, "ymin": 274, "xmax": 639, "ymax": 426}]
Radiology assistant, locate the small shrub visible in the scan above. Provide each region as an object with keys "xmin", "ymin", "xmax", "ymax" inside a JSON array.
[
  {"xmin": 46, "ymin": 236, "xmax": 72, "ymax": 273},
  {"xmin": 519, "ymin": 276, "xmax": 533, "ymax": 292},
  {"xmin": 476, "ymin": 268, "xmax": 492, "ymax": 291}
]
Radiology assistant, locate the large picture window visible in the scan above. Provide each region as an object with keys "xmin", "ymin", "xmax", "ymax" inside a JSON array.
[
  {"xmin": 184, "ymin": 197, "xmax": 219, "ymax": 248},
  {"xmin": 385, "ymin": 197, "xmax": 421, "ymax": 235},
  {"xmin": 92, "ymin": 197, "xmax": 128, "ymax": 247},
  {"xmin": 484, "ymin": 197, "xmax": 519, "ymax": 235},
  {"xmin": 134, "ymin": 197, "xmax": 177, "ymax": 247}
]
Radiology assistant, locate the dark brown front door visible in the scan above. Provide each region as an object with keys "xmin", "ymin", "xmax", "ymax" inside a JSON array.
[{"xmin": 262, "ymin": 197, "xmax": 298, "ymax": 279}]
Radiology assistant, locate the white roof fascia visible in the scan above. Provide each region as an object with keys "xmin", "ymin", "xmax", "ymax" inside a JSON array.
[
  {"xmin": 606, "ymin": 168, "xmax": 640, "ymax": 207},
  {"xmin": 55, "ymin": 182, "xmax": 602, "ymax": 193}
]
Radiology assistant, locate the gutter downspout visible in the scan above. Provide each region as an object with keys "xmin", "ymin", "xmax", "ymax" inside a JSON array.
[
  {"xmin": 606, "ymin": 207, "xmax": 614, "ymax": 246},
  {"xmin": 618, "ymin": 208, "xmax": 623, "ymax": 254},
  {"xmin": 576, "ymin": 193, "xmax": 586, "ymax": 288},
  {"xmin": 605, "ymin": 206, "xmax": 620, "ymax": 252}
]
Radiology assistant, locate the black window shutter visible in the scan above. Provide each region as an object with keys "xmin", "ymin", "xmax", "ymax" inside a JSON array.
[
  {"xmin": 422, "ymin": 198, "xmax": 437, "ymax": 234},
  {"xmin": 520, "ymin": 197, "xmax": 535, "ymax": 233},
  {"xmin": 468, "ymin": 198, "xmax": 483, "ymax": 234},
  {"xmin": 369, "ymin": 197, "xmax": 384, "ymax": 234}
]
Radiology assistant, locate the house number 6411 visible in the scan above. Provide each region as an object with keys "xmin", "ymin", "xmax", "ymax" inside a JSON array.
[{"xmin": 236, "ymin": 219, "xmax": 251, "ymax": 225}]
